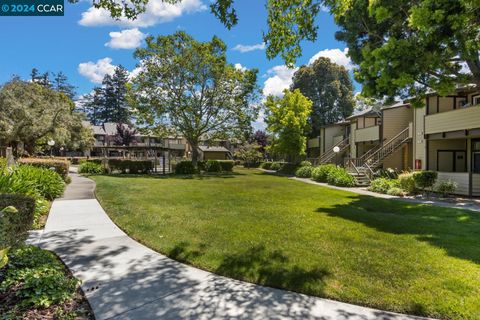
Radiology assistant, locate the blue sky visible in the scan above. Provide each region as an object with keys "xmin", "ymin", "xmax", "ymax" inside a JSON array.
[{"xmin": 0, "ymin": 0, "xmax": 358, "ymax": 100}]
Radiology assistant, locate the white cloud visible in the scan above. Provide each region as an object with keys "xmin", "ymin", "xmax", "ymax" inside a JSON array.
[
  {"xmin": 79, "ymin": 0, "xmax": 206, "ymax": 28},
  {"xmin": 262, "ymin": 65, "xmax": 298, "ymax": 97},
  {"xmin": 78, "ymin": 57, "xmax": 116, "ymax": 84},
  {"xmin": 234, "ymin": 63, "xmax": 247, "ymax": 71},
  {"xmin": 105, "ymin": 28, "xmax": 146, "ymax": 49},
  {"xmin": 308, "ymin": 48, "xmax": 353, "ymax": 70},
  {"xmin": 232, "ymin": 43, "xmax": 265, "ymax": 53}
]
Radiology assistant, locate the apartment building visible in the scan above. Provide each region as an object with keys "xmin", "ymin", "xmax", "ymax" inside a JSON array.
[{"xmin": 308, "ymin": 88, "xmax": 480, "ymax": 196}]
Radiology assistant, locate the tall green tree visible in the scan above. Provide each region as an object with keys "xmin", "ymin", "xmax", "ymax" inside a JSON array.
[
  {"xmin": 83, "ymin": 66, "xmax": 131, "ymax": 124},
  {"xmin": 265, "ymin": 89, "xmax": 312, "ymax": 161},
  {"xmin": 52, "ymin": 71, "xmax": 77, "ymax": 100},
  {"xmin": 291, "ymin": 57, "xmax": 354, "ymax": 136},
  {"xmin": 130, "ymin": 31, "xmax": 259, "ymax": 165},
  {"xmin": 0, "ymin": 79, "xmax": 93, "ymax": 155}
]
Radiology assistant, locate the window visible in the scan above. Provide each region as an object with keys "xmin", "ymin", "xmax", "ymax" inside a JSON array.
[
  {"xmin": 437, "ymin": 150, "xmax": 466, "ymax": 172},
  {"xmin": 472, "ymin": 95, "xmax": 480, "ymax": 106}
]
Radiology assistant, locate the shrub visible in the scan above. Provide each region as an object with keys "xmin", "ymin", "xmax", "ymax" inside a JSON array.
[
  {"xmin": 278, "ymin": 163, "xmax": 299, "ymax": 175},
  {"xmin": 0, "ymin": 165, "xmax": 65, "ymax": 200},
  {"xmin": 79, "ymin": 161, "xmax": 105, "ymax": 174},
  {"xmin": 326, "ymin": 167, "xmax": 356, "ymax": 187},
  {"xmin": 18, "ymin": 158, "xmax": 69, "ymax": 181},
  {"xmin": 299, "ymin": 160, "xmax": 312, "ymax": 167},
  {"xmin": 295, "ymin": 166, "xmax": 313, "ymax": 178},
  {"xmin": 260, "ymin": 162, "xmax": 273, "ymax": 170},
  {"xmin": 85, "ymin": 158, "xmax": 103, "ymax": 165},
  {"xmin": 12, "ymin": 165, "xmax": 65, "ymax": 200},
  {"xmin": 106, "ymin": 159, "xmax": 152, "ymax": 174},
  {"xmin": 436, "ymin": 179, "xmax": 458, "ymax": 197},
  {"xmin": 398, "ymin": 172, "xmax": 417, "ymax": 195},
  {"xmin": 369, "ymin": 178, "xmax": 399, "ymax": 194},
  {"xmin": 205, "ymin": 160, "xmax": 222, "ymax": 172},
  {"xmin": 375, "ymin": 168, "xmax": 399, "ymax": 180},
  {"xmin": 33, "ymin": 198, "xmax": 49, "ymax": 230},
  {"xmin": 269, "ymin": 162, "xmax": 282, "ymax": 171},
  {"xmin": 311, "ymin": 164, "xmax": 336, "ymax": 182},
  {"xmin": 175, "ymin": 161, "xmax": 196, "ymax": 174},
  {"xmin": 413, "ymin": 171, "xmax": 438, "ymax": 191},
  {"xmin": 218, "ymin": 160, "xmax": 235, "ymax": 172},
  {"xmin": 68, "ymin": 157, "xmax": 87, "ymax": 165},
  {"xmin": 1, "ymin": 246, "xmax": 79, "ymax": 308},
  {"xmin": 387, "ymin": 187, "xmax": 404, "ymax": 196},
  {"xmin": 0, "ymin": 194, "xmax": 36, "ymax": 249}
]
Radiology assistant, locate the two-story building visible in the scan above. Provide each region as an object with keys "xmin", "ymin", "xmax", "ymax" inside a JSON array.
[{"xmin": 309, "ymin": 88, "xmax": 480, "ymax": 196}]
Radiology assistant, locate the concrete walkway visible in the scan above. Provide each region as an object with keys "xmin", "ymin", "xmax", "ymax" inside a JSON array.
[{"xmin": 37, "ymin": 171, "xmax": 430, "ymax": 320}]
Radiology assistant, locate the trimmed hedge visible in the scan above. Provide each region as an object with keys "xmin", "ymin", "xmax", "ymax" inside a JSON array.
[
  {"xmin": 78, "ymin": 162, "xmax": 105, "ymax": 174},
  {"xmin": 218, "ymin": 160, "xmax": 234, "ymax": 172},
  {"xmin": 108, "ymin": 159, "xmax": 153, "ymax": 174},
  {"xmin": 175, "ymin": 161, "xmax": 196, "ymax": 174},
  {"xmin": 204, "ymin": 160, "xmax": 222, "ymax": 173},
  {"xmin": 0, "ymin": 194, "xmax": 36, "ymax": 249},
  {"xmin": 84, "ymin": 159, "xmax": 152, "ymax": 174},
  {"xmin": 18, "ymin": 158, "xmax": 69, "ymax": 181}
]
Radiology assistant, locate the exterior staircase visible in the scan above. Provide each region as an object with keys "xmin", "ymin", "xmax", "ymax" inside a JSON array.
[
  {"xmin": 318, "ymin": 137, "xmax": 350, "ymax": 164},
  {"xmin": 346, "ymin": 125, "xmax": 412, "ymax": 186}
]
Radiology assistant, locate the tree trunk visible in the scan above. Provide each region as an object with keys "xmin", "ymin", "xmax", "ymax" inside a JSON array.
[{"xmin": 191, "ymin": 144, "xmax": 199, "ymax": 167}]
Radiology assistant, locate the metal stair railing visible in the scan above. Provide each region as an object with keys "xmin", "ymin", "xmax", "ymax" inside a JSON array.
[
  {"xmin": 319, "ymin": 137, "xmax": 350, "ymax": 164},
  {"xmin": 363, "ymin": 126, "xmax": 411, "ymax": 170}
]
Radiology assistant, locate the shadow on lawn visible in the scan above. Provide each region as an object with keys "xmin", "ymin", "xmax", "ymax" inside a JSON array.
[
  {"xmin": 319, "ymin": 195, "xmax": 480, "ymax": 264},
  {"xmin": 168, "ymin": 242, "xmax": 330, "ymax": 297}
]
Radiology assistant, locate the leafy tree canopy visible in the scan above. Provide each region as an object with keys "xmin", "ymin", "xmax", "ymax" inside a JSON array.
[
  {"xmin": 85, "ymin": 0, "xmax": 480, "ymax": 100},
  {"xmin": 129, "ymin": 31, "xmax": 259, "ymax": 165},
  {"xmin": 0, "ymin": 80, "xmax": 93, "ymax": 155},
  {"xmin": 265, "ymin": 89, "xmax": 312, "ymax": 161},
  {"xmin": 291, "ymin": 57, "xmax": 354, "ymax": 136}
]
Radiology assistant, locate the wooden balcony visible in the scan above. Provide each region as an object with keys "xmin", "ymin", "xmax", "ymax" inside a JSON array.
[
  {"xmin": 355, "ymin": 125, "xmax": 380, "ymax": 142},
  {"xmin": 425, "ymin": 105, "xmax": 480, "ymax": 134}
]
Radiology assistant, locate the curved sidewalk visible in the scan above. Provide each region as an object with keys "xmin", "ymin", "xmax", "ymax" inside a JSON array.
[{"xmin": 38, "ymin": 172, "xmax": 430, "ymax": 320}]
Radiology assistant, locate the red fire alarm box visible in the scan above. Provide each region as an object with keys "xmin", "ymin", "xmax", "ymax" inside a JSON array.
[{"xmin": 415, "ymin": 159, "xmax": 422, "ymax": 170}]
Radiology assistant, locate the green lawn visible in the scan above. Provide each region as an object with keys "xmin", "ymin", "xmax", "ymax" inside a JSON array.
[{"xmin": 92, "ymin": 168, "xmax": 480, "ymax": 319}]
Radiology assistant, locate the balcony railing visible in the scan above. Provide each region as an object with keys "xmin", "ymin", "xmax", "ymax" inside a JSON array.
[
  {"xmin": 355, "ymin": 125, "xmax": 380, "ymax": 142},
  {"xmin": 425, "ymin": 105, "xmax": 480, "ymax": 134}
]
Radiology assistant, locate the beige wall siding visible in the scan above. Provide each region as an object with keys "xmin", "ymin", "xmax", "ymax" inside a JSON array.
[
  {"xmin": 473, "ymin": 174, "xmax": 480, "ymax": 196},
  {"xmin": 382, "ymin": 106, "xmax": 413, "ymax": 141},
  {"xmin": 203, "ymin": 152, "xmax": 228, "ymax": 160},
  {"xmin": 324, "ymin": 125, "xmax": 343, "ymax": 151},
  {"xmin": 425, "ymin": 106, "xmax": 480, "ymax": 134},
  {"xmin": 436, "ymin": 172, "xmax": 470, "ymax": 195},
  {"xmin": 355, "ymin": 125, "xmax": 380, "ymax": 142}
]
